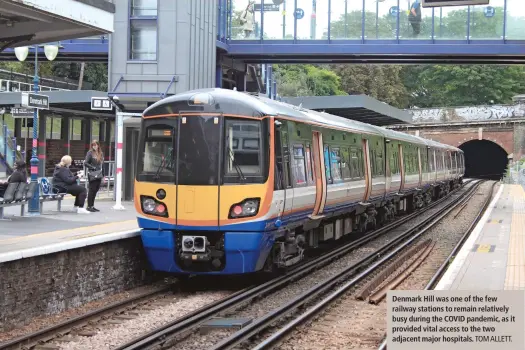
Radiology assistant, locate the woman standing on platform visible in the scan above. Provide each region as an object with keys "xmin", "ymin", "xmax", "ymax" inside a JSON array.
[{"xmin": 84, "ymin": 140, "xmax": 104, "ymax": 212}]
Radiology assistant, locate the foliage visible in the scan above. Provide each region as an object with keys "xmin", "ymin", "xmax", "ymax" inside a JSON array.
[
  {"xmin": 274, "ymin": 64, "xmax": 346, "ymax": 97},
  {"xmin": 52, "ymin": 62, "xmax": 108, "ymax": 91},
  {"xmin": 330, "ymin": 65, "xmax": 408, "ymax": 108},
  {"xmin": 0, "ymin": 61, "xmax": 108, "ymax": 91},
  {"xmin": 404, "ymin": 65, "xmax": 525, "ymax": 107}
]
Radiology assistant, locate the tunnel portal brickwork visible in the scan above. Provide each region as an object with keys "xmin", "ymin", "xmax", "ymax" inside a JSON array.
[{"xmin": 402, "ymin": 126, "xmax": 518, "ymax": 158}]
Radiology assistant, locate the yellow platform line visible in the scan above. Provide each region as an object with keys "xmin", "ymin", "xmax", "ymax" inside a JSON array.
[
  {"xmin": 0, "ymin": 219, "xmax": 138, "ymax": 244},
  {"xmin": 504, "ymin": 189, "xmax": 525, "ymax": 290}
]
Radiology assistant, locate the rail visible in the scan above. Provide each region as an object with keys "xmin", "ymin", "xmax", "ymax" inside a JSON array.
[
  {"xmin": 375, "ymin": 181, "xmax": 496, "ymax": 350},
  {"xmin": 0, "ymin": 284, "xmax": 175, "ymax": 350},
  {"xmin": 115, "ymin": 180, "xmax": 473, "ymax": 350},
  {"xmin": 227, "ymin": 181, "xmax": 484, "ymax": 350}
]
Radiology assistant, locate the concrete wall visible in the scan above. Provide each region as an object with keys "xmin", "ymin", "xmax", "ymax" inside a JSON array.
[
  {"xmin": 108, "ymin": 0, "xmax": 218, "ymax": 96},
  {"xmin": 0, "ymin": 237, "xmax": 149, "ymax": 332}
]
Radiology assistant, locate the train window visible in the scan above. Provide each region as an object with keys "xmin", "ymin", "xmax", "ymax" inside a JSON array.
[
  {"xmin": 243, "ymin": 138, "xmax": 259, "ymax": 150},
  {"xmin": 330, "ymin": 147, "xmax": 343, "ymax": 182},
  {"xmin": 305, "ymin": 144, "xmax": 314, "ymax": 185},
  {"xmin": 224, "ymin": 118, "xmax": 266, "ymax": 184},
  {"xmin": 179, "ymin": 115, "xmax": 221, "ymax": 185},
  {"xmin": 376, "ymin": 150, "xmax": 384, "ymax": 176},
  {"xmin": 349, "ymin": 148, "xmax": 361, "ymax": 179},
  {"xmin": 292, "ymin": 145, "xmax": 307, "ymax": 186},
  {"xmin": 323, "ymin": 145, "xmax": 332, "ymax": 183},
  {"xmin": 136, "ymin": 120, "xmax": 176, "ymax": 183},
  {"xmin": 389, "ymin": 150, "xmax": 398, "ymax": 175},
  {"xmin": 341, "ymin": 148, "xmax": 351, "ymax": 180}
]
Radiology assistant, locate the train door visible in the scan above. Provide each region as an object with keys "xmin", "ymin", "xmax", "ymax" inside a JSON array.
[
  {"xmin": 384, "ymin": 141, "xmax": 392, "ymax": 194},
  {"xmin": 176, "ymin": 114, "xmax": 221, "ymax": 229},
  {"xmin": 399, "ymin": 144, "xmax": 405, "ymax": 192},
  {"xmin": 417, "ymin": 147, "xmax": 422, "ymax": 187},
  {"xmin": 362, "ymin": 139, "xmax": 372, "ymax": 202},
  {"xmin": 311, "ymin": 131, "xmax": 327, "ymax": 216},
  {"xmin": 274, "ymin": 120, "xmax": 294, "ymax": 220}
]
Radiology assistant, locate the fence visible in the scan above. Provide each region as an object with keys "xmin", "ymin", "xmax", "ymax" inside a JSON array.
[
  {"xmin": 0, "ymin": 79, "xmax": 68, "ymax": 93},
  {"xmin": 501, "ymin": 160, "xmax": 525, "ymax": 187}
]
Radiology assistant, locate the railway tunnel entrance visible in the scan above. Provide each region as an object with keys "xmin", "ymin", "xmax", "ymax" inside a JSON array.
[{"xmin": 459, "ymin": 140, "xmax": 508, "ymax": 180}]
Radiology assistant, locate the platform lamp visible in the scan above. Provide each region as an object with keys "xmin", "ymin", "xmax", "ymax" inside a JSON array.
[{"xmin": 14, "ymin": 43, "xmax": 60, "ymax": 214}]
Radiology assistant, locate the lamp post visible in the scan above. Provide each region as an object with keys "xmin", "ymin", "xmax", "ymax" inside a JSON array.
[{"xmin": 14, "ymin": 44, "xmax": 59, "ymax": 214}]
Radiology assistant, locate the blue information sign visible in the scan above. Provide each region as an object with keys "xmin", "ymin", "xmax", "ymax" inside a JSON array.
[
  {"xmin": 294, "ymin": 8, "xmax": 304, "ymax": 19},
  {"xmin": 484, "ymin": 6, "xmax": 495, "ymax": 18},
  {"xmin": 389, "ymin": 6, "xmax": 399, "ymax": 17}
]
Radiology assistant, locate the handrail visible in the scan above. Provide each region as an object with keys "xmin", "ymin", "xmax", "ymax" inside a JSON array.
[{"xmin": 0, "ymin": 79, "xmax": 69, "ymax": 93}]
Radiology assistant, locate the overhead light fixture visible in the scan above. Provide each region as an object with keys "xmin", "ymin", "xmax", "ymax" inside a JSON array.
[
  {"xmin": 14, "ymin": 46, "xmax": 29, "ymax": 62},
  {"xmin": 44, "ymin": 44, "xmax": 59, "ymax": 61}
]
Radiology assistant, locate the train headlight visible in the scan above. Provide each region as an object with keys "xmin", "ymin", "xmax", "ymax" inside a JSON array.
[
  {"xmin": 143, "ymin": 198, "xmax": 156, "ymax": 212},
  {"xmin": 140, "ymin": 195, "xmax": 169, "ymax": 217},
  {"xmin": 228, "ymin": 198, "xmax": 260, "ymax": 219}
]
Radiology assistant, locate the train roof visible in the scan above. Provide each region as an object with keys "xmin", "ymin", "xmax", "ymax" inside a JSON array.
[{"xmin": 144, "ymin": 88, "xmax": 461, "ymax": 152}]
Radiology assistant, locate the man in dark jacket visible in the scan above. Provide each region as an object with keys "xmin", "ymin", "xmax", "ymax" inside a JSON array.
[
  {"xmin": 0, "ymin": 160, "xmax": 27, "ymax": 197},
  {"xmin": 52, "ymin": 155, "xmax": 90, "ymax": 214}
]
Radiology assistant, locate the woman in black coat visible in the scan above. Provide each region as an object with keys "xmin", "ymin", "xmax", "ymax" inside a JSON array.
[
  {"xmin": 84, "ymin": 140, "xmax": 104, "ymax": 212},
  {"xmin": 53, "ymin": 155, "xmax": 90, "ymax": 214},
  {"xmin": 0, "ymin": 160, "xmax": 27, "ymax": 197}
]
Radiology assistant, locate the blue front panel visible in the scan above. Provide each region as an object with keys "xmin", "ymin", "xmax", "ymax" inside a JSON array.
[{"xmin": 140, "ymin": 229, "xmax": 275, "ymax": 275}]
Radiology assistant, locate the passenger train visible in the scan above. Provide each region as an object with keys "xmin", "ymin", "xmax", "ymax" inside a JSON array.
[{"xmin": 134, "ymin": 88, "xmax": 465, "ymax": 276}]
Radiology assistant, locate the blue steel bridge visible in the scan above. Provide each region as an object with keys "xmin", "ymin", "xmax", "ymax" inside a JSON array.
[{"xmin": 0, "ymin": 0, "xmax": 524, "ymax": 63}]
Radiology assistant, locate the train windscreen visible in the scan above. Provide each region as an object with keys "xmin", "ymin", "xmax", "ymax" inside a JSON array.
[{"xmin": 136, "ymin": 116, "xmax": 268, "ymax": 185}]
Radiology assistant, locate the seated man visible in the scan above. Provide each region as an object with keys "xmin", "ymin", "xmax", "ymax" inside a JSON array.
[
  {"xmin": 0, "ymin": 160, "xmax": 28, "ymax": 197},
  {"xmin": 52, "ymin": 155, "xmax": 90, "ymax": 214}
]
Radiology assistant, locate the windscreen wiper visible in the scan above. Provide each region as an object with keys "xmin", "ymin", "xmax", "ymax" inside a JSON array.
[
  {"xmin": 154, "ymin": 149, "xmax": 173, "ymax": 180},
  {"xmin": 154, "ymin": 157, "xmax": 166, "ymax": 180},
  {"xmin": 227, "ymin": 146, "xmax": 246, "ymax": 182}
]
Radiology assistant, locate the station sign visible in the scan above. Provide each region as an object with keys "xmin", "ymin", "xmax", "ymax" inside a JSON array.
[
  {"xmin": 91, "ymin": 97, "xmax": 113, "ymax": 111},
  {"xmin": 21, "ymin": 92, "xmax": 49, "ymax": 110},
  {"xmin": 422, "ymin": 0, "xmax": 489, "ymax": 7},
  {"xmin": 484, "ymin": 6, "xmax": 495, "ymax": 18},
  {"xmin": 389, "ymin": 6, "xmax": 399, "ymax": 17},
  {"xmin": 11, "ymin": 107, "xmax": 33, "ymax": 118},
  {"xmin": 294, "ymin": 8, "xmax": 304, "ymax": 19},
  {"xmin": 254, "ymin": 4, "xmax": 280, "ymax": 11}
]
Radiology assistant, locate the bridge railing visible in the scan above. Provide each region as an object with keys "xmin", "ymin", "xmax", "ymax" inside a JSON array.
[{"xmin": 225, "ymin": 0, "xmax": 525, "ymax": 42}]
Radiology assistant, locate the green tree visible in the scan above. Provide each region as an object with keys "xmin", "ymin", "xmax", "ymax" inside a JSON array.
[
  {"xmin": 330, "ymin": 65, "xmax": 408, "ymax": 108},
  {"xmin": 414, "ymin": 65, "xmax": 525, "ymax": 107},
  {"xmin": 274, "ymin": 64, "xmax": 346, "ymax": 97}
]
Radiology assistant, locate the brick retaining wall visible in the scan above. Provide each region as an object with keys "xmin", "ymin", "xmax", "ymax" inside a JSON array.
[{"xmin": 0, "ymin": 236, "xmax": 150, "ymax": 332}]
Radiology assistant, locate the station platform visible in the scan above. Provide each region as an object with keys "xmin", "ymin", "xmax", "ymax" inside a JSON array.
[
  {"xmin": 436, "ymin": 184, "xmax": 525, "ymax": 291},
  {"xmin": 0, "ymin": 196, "xmax": 140, "ymax": 263}
]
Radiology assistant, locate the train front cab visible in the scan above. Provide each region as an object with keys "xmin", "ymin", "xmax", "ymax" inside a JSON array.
[{"xmin": 134, "ymin": 98, "xmax": 276, "ymax": 275}]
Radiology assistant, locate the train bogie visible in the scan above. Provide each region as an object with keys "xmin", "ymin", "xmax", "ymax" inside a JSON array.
[{"xmin": 134, "ymin": 88, "xmax": 465, "ymax": 276}]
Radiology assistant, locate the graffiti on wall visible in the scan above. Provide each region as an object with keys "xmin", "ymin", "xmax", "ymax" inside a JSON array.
[{"xmin": 410, "ymin": 104, "xmax": 525, "ymax": 123}]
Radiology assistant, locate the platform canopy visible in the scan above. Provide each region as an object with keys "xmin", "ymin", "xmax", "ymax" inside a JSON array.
[
  {"xmin": 282, "ymin": 95, "xmax": 412, "ymax": 126},
  {"xmin": 0, "ymin": 0, "xmax": 114, "ymax": 51}
]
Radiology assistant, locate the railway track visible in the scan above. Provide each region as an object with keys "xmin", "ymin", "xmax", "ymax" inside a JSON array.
[
  {"xmin": 0, "ymin": 283, "xmax": 176, "ymax": 350},
  {"xmin": 211, "ymin": 180, "xmax": 485, "ymax": 350},
  {"xmin": 111, "ymin": 180, "xmax": 478, "ymax": 350},
  {"xmin": 374, "ymin": 180, "xmax": 497, "ymax": 350},
  {"xmin": 0, "ymin": 276, "xmax": 245, "ymax": 350}
]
